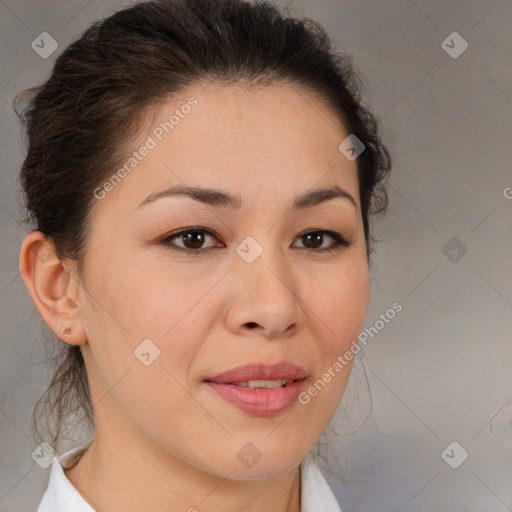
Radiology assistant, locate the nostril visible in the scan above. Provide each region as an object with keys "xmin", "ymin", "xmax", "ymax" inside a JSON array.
[{"xmin": 246, "ymin": 322, "xmax": 258, "ymax": 329}]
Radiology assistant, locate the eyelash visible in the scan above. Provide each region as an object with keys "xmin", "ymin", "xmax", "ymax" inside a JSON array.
[{"xmin": 159, "ymin": 227, "xmax": 351, "ymax": 255}]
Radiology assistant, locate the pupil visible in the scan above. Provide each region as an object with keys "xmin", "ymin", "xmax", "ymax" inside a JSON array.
[
  {"xmin": 184, "ymin": 231, "xmax": 204, "ymax": 249},
  {"xmin": 304, "ymin": 232, "xmax": 322, "ymax": 248}
]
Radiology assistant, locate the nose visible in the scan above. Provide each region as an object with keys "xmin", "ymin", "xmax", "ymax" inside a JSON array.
[{"xmin": 222, "ymin": 244, "xmax": 306, "ymax": 339}]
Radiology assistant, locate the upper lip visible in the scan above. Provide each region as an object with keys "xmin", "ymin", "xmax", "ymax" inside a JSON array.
[{"xmin": 205, "ymin": 361, "xmax": 308, "ymax": 383}]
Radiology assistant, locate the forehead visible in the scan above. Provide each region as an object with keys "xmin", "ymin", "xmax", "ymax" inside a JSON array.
[
  {"xmin": 91, "ymin": 81, "xmax": 359, "ymax": 216},
  {"xmin": 165, "ymin": 80, "xmax": 350, "ymax": 152}
]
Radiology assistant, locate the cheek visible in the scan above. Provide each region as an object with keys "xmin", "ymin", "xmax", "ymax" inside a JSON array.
[
  {"xmin": 77, "ymin": 256, "xmax": 204, "ymax": 409},
  {"xmin": 310, "ymin": 261, "xmax": 370, "ymax": 347},
  {"xmin": 296, "ymin": 266, "xmax": 369, "ymax": 435},
  {"xmin": 83, "ymin": 252, "xmax": 200, "ymax": 341}
]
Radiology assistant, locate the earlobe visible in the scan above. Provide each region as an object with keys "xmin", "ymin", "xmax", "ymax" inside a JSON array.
[{"xmin": 19, "ymin": 231, "xmax": 87, "ymax": 346}]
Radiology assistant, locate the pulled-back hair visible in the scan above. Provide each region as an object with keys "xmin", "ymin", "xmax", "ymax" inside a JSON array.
[{"xmin": 15, "ymin": 0, "xmax": 391, "ymax": 455}]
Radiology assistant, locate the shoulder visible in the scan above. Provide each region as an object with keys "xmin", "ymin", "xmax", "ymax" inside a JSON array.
[
  {"xmin": 299, "ymin": 451, "xmax": 343, "ymax": 512},
  {"xmin": 36, "ymin": 440, "xmax": 94, "ymax": 512}
]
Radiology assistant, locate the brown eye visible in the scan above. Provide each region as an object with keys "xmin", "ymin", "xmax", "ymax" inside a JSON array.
[
  {"xmin": 161, "ymin": 228, "xmax": 223, "ymax": 253},
  {"xmin": 181, "ymin": 231, "xmax": 207, "ymax": 250},
  {"xmin": 294, "ymin": 230, "xmax": 350, "ymax": 253},
  {"xmin": 301, "ymin": 232, "xmax": 324, "ymax": 249}
]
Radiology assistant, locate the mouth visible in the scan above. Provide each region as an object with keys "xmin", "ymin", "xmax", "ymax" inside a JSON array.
[
  {"xmin": 203, "ymin": 376, "xmax": 308, "ymax": 417},
  {"xmin": 205, "ymin": 378, "xmax": 302, "ymax": 389},
  {"xmin": 205, "ymin": 360, "xmax": 308, "ymax": 384}
]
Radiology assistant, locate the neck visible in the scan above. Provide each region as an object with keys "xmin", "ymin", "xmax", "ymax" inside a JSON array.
[{"xmin": 64, "ymin": 428, "xmax": 302, "ymax": 512}]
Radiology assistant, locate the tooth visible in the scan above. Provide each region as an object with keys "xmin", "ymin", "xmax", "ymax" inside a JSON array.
[
  {"xmin": 247, "ymin": 379, "xmax": 286, "ymax": 389},
  {"xmin": 228, "ymin": 379, "xmax": 294, "ymax": 388}
]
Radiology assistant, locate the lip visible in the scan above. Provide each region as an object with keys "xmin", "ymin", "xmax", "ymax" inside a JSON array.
[
  {"xmin": 205, "ymin": 380, "xmax": 307, "ymax": 416},
  {"xmin": 204, "ymin": 361, "xmax": 308, "ymax": 417},
  {"xmin": 205, "ymin": 361, "xmax": 308, "ymax": 383}
]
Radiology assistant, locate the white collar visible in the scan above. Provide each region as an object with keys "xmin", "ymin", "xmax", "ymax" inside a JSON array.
[{"xmin": 37, "ymin": 441, "xmax": 342, "ymax": 512}]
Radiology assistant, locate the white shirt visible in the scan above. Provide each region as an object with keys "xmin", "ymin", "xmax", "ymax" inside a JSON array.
[{"xmin": 37, "ymin": 441, "xmax": 342, "ymax": 512}]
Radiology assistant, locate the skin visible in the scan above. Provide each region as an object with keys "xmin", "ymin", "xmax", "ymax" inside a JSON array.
[{"xmin": 20, "ymin": 81, "xmax": 370, "ymax": 512}]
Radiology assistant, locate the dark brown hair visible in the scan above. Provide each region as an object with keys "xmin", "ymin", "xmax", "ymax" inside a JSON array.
[{"xmin": 15, "ymin": 0, "xmax": 391, "ymax": 456}]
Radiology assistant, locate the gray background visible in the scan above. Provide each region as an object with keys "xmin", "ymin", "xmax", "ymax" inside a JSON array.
[{"xmin": 1, "ymin": 0, "xmax": 511, "ymax": 511}]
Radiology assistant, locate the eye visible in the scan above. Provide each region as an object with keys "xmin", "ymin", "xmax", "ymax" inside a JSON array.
[
  {"xmin": 293, "ymin": 230, "xmax": 351, "ymax": 253},
  {"xmin": 159, "ymin": 228, "xmax": 351, "ymax": 255},
  {"xmin": 160, "ymin": 228, "xmax": 223, "ymax": 254}
]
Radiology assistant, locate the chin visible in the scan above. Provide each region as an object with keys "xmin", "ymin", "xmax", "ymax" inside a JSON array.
[
  {"xmin": 221, "ymin": 447, "xmax": 304, "ymax": 480},
  {"xmin": 228, "ymin": 462, "xmax": 300, "ymax": 481}
]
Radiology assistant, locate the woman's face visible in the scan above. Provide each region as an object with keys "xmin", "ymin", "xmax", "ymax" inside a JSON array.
[{"xmin": 74, "ymin": 82, "xmax": 369, "ymax": 478}]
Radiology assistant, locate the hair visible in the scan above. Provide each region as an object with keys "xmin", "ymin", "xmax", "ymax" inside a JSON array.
[{"xmin": 15, "ymin": 0, "xmax": 391, "ymax": 471}]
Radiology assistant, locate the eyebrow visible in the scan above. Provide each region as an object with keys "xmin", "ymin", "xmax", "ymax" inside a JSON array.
[{"xmin": 138, "ymin": 184, "xmax": 357, "ymax": 211}]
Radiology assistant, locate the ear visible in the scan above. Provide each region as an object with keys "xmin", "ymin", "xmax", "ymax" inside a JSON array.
[{"xmin": 19, "ymin": 231, "xmax": 87, "ymax": 346}]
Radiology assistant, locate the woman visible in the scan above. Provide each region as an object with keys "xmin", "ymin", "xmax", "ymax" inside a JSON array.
[{"xmin": 16, "ymin": 0, "xmax": 391, "ymax": 510}]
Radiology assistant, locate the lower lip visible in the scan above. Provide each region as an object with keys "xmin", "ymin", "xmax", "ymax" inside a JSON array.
[{"xmin": 204, "ymin": 379, "xmax": 307, "ymax": 417}]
